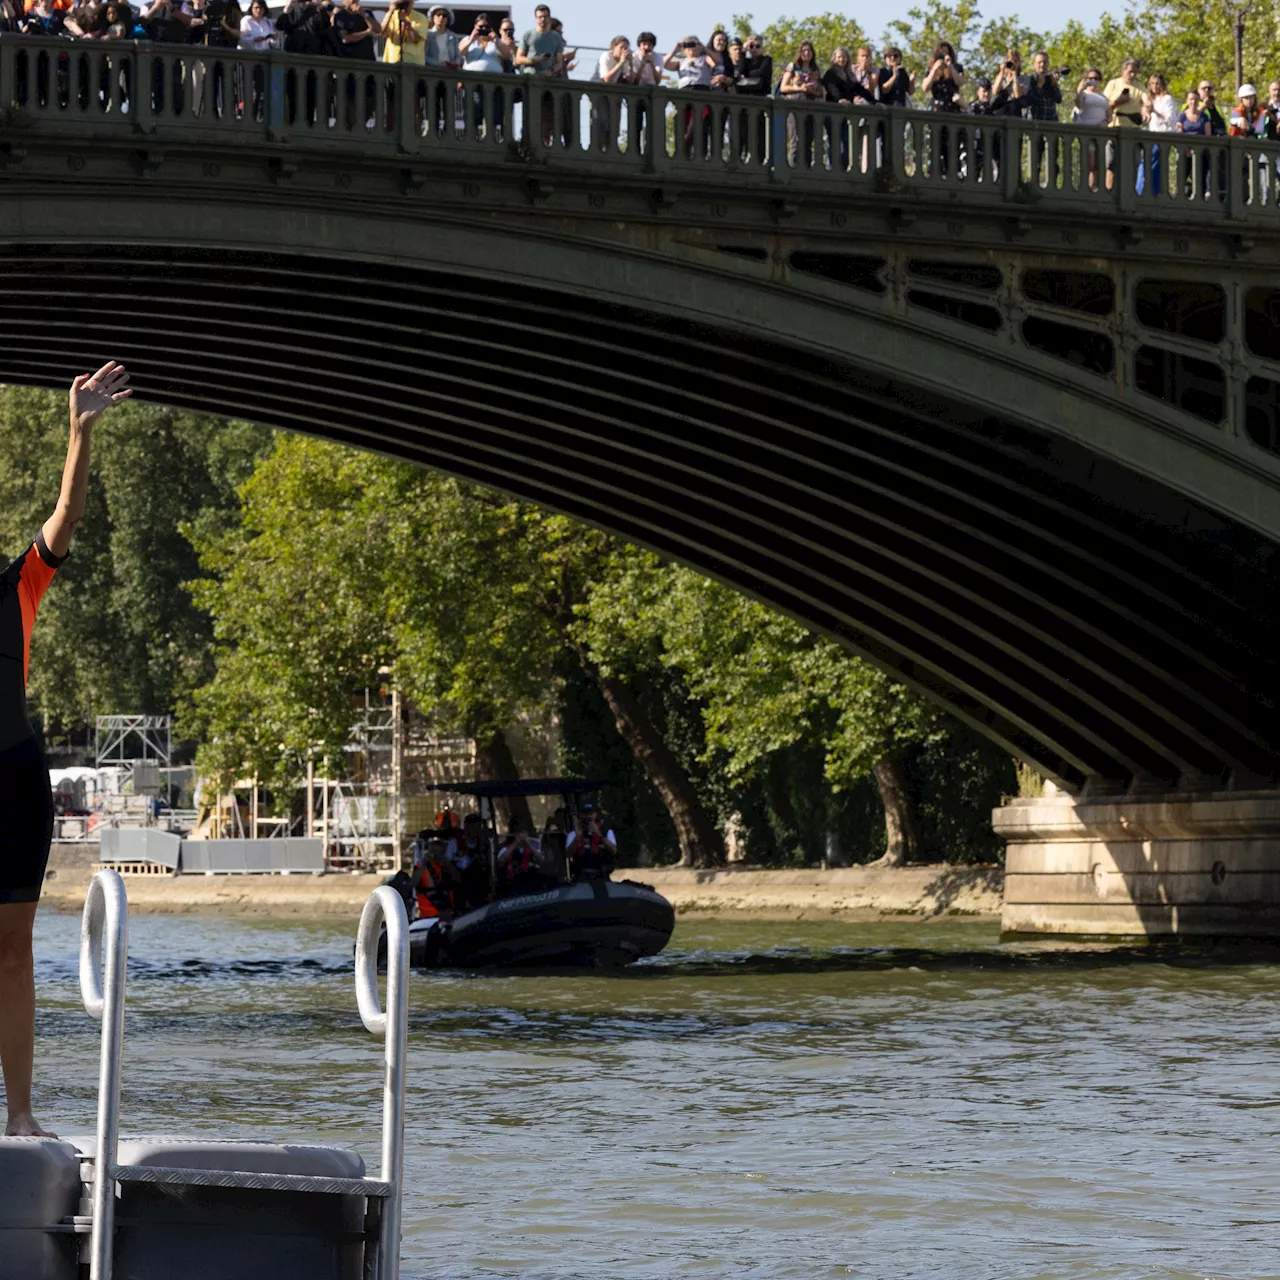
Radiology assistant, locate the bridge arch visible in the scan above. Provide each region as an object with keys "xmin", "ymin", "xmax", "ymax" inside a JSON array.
[{"xmin": 1, "ymin": 42, "xmax": 1278, "ymax": 794}]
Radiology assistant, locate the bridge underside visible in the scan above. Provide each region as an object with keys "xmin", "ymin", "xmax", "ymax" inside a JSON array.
[{"xmin": 1, "ymin": 244, "xmax": 1276, "ymax": 794}]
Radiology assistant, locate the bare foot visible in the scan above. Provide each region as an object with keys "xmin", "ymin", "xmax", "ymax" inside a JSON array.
[{"xmin": 5, "ymin": 1112, "xmax": 56, "ymax": 1138}]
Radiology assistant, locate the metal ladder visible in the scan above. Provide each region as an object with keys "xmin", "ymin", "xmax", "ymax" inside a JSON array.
[{"xmin": 78, "ymin": 869, "xmax": 409, "ymax": 1280}]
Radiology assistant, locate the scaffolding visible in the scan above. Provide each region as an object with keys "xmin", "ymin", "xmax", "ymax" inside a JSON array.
[
  {"xmin": 94, "ymin": 715, "xmax": 172, "ymax": 770},
  {"xmin": 301, "ymin": 688, "xmax": 404, "ymax": 873}
]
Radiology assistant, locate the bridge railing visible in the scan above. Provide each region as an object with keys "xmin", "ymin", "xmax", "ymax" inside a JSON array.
[{"xmin": 3, "ymin": 36, "xmax": 1279, "ymax": 223}]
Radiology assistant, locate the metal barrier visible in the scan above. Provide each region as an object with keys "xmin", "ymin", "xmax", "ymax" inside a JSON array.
[
  {"xmin": 355, "ymin": 886, "xmax": 409, "ymax": 1280},
  {"xmin": 79, "ymin": 869, "xmax": 129, "ymax": 1280},
  {"xmin": 3, "ymin": 35, "xmax": 1280, "ymax": 223}
]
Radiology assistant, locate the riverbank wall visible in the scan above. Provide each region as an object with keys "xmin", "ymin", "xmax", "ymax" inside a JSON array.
[{"xmin": 40, "ymin": 844, "xmax": 1003, "ymax": 920}]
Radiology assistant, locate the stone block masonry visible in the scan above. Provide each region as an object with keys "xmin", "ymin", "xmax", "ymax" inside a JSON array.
[{"xmin": 996, "ymin": 791, "xmax": 1280, "ymax": 937}]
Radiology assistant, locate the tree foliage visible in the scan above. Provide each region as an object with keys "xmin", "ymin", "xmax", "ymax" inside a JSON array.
[
  {"xmin": 731, "ymin": 9, "xmax": 866, "ymax": 60},
  {"xmin": 581, "ymin": 550, "xmax": 942, "ymax": 793},
  {"xmin": 745, "ymin": 2, "xmax": 1278, "ymax": 96},
  {"xmin": 0, "ymin": 387, "xmax": 269, "ymax": 747},
  {"xmin": 185, "ymin": 438, "xmax": 726, "ymax": 863}
]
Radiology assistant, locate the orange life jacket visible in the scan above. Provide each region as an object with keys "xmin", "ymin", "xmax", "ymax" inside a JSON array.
[
  {"xmin": 415, "ymin": 858, "xmax": 450, "ymax": 918},
  {"xmin": 506, "ymin": 842, "xmax": 537, "ymax": 878}
]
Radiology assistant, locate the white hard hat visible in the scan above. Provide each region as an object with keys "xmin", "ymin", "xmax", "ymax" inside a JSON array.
[{"xmin": 1238, "ymin": 82, "xmax": 1258, "ymax": 98}]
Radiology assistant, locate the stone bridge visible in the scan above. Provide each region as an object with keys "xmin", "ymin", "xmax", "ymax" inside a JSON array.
[{"xmin": 2, "ymin": 38, "xmax": 1280, "ymax": 933}]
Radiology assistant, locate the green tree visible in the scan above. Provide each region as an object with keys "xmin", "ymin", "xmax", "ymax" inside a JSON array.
[
  {"xmin": 580, "ymin": 552, "xmax": 946, "ymax": 865},
  {"xmin": 731, "ymin": 9, "xmax": 866, "ymax": 60},
  {"xmin": 187, "ymin": 438, "xmax": 725, "ymax": 866},
  {"xmin": 0, "ymin": 386, "xmax": 269, "ymax": 747}
]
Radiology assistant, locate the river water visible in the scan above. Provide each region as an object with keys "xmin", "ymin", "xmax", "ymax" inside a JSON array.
[{"xmin": 29, "ymin": 910, "xmax": 1280, "ymax": 1279}]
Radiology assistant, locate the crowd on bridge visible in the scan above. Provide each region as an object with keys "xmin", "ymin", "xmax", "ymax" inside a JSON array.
[{"xmin": 3, "ymin": 0, "xmax": 1280, "ymax": 141}]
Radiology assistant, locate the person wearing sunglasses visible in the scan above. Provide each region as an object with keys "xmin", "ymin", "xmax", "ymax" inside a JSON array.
[{"xmin": 733, "ymin": 33, "xmax": 772, "ymax": 95}]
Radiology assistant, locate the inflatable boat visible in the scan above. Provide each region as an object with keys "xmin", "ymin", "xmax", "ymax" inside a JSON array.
[{"xmin": 405, "ymin": 878, "xmax": 675, "ymax": 969}]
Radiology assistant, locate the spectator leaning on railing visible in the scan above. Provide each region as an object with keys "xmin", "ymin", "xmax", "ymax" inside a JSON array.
[
  {"xmin": 1229, "ymin": 82, "xmax": 1278, "ymax": 137},
  {"xmin": 592, "ymin": 33, "xmax": 631, "ymax": 84},
  {"xmin": 877, "ymin": 47, "xmax": 911, "ymax": 106},
  {"xmin": 1104, "ymin": 57, "xmax": 1144, "ymax": 127},
  {"xmin": 1198, "ymin": 80, "xmax": 1228, "ymax": 134},
  {"xmin": 1073, "ymin": 69, "xmax": 1110, "ymax": 126},
  {"xmin": 920, "ymin": 40, "xmax": 964, "ymax": 111},
  {"xmin": 514, "ymin": 3, "xmax": 562, "ymax": 77},
  {"xmin": 734, "ymin": 33, "xmax": 772, "ymax": 96},
  {"xmin": 990, "ymin": 49, "xmax": 1025, "ymax": 115},
  {"xmin": 379, "ymin": 0, "xmax": 424, "ymax": 63},
  {"xmin": 332, "ymin": 0, "xmax": 375, "ymax": 59},
  {"xmin": 16, "ymin": 0, "xmax": 1280, "ymax": 184},
  {"xmin": 460, "ymin": 12, "xmax": 508, "ymax": 73},
  {"xmin": 1022, "ymin": 50, "xmax": 1063, "ymax": 121},
  {"xmin": 1144, "ymin": 73, "xmax": 1177, "ymax": 130},
  {"xmin": 238, "ymin": 0, "xmax": 272, "ymax": 50},
  {"xmin": 708, "ymin": 28, "xmax": 732, "ymax": 88},
  {"xmin": 422, "ymin": 3, "xmax": 456, "ymax": 66}
]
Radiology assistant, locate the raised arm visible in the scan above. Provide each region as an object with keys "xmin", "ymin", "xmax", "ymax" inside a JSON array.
[{"xmin": 42, "ymin": 362, "xmax": 132, "ymax": 559}]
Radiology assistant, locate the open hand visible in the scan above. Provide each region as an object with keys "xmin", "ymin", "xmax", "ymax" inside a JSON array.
[{"xmin": 70, "ymin": 360, "xmax": 132, "ymax": 431}]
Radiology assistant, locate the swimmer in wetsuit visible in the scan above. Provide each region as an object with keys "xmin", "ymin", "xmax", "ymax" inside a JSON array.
[{"xmin": 0, "ymin": 361, "xmax": 131, "ymax": 1137}]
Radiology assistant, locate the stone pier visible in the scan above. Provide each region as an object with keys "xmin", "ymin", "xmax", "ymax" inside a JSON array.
[{"xmin": 994, "ymin": 790, "xmax": 1280, "ymax": 938}]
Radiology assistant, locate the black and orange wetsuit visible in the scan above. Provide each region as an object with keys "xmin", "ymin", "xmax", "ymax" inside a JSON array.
[{"xmin": 0, "ymin": 531, "xmax": 65, "ymax": 904}]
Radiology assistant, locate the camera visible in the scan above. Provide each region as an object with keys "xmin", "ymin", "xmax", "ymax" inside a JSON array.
[
  {"xmin": 1053, "ymin": 65, "xmax": 1070, "ymax": 76},
  {"xmin": 476, "ymin": 21, "xmax": 489, "ymax": 33},
  {"xmin": 1004, "ymin": 60, "xmax": 1015, "ymax": 70},
  {"xmin": 683, "ymin": 39, "xmax": 697, "ymax": 48}
]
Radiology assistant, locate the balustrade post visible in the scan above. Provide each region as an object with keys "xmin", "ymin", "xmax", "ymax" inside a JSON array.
[
  {"xmin": 1227, "ymin": 142, "xmax": 1248, "ymax": 220},
  {"xmin": 882, "ymin": 109, "xmax": 904, "ymax": 184},
  {"xmin": 1116, "ymin": 133, "xmax": 1136, "ymax": 212},
  {"xmin": 264, "ymin": 50, "xmax": 285, "ymax": 136},
  {"xmin": 397, "ymin": 63, "xmax": 416, "ymax": 153},
  {"xmin": 133, "ymin": 41, "xmax": 155, "ymax": 132},
  {"xmin": 645, "ymin": 83, "xmax": 666, "ymax": 175},
  {"xmin": 0, "ymin": 33, "xmax": 13, "ymax": 108},
  {"xmin": 1001, "ymin": 119, "xmax": 1022, "ymax": 198}
]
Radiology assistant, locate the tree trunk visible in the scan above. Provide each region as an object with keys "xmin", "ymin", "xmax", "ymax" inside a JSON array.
[
  {"xmin": 474, "ymin": 726, "xmax": 532, "ymax": 830},
  {"xmin": 871, "ymin": 750, "xmax": 922, "ymax": 867},
  {"xmin": 586, "ymin": 663, "xmax": 723, "ymax": 868}
]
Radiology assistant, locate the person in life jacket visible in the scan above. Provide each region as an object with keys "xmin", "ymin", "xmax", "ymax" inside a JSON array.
[
  {"xmin": 410, "ymin": 828, "xmax": 455, "ymax": 919},
  {"xmin": 1229, "ymin": 84, "xmax": 1278, "ymax": 138},
  {"xmin": 495, "ymin": 816, "xmax": 547, "ymax": 897},
  {"xmin": 565, "ymin": 804, "xmax": 617, "ymax": 880},
  {"xmin": 451, "ymin": 812, "xmax": 493, "ymax": 911}
]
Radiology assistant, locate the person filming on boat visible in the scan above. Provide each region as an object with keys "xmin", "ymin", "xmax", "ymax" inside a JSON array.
[
  {"xmin": 496, "ymin": 815, "xmax": 550, "ymax": 896},
  {"xmin": 0, "ymin": 361, "xmax": 131, "ymax": 1138},
  {"xmin": 566, "ymin": 804, "xmax": 617, "ymax": 880}
]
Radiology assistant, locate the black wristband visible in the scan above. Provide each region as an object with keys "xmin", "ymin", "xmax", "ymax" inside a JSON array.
[{"xmin": 34, "ymin": 528, "xmax": 69, "ymax": 569}]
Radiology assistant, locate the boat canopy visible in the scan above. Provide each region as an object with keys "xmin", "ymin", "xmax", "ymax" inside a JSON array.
[{"xmin": 421, "ymin": 778, "xmax": 609, "ymax": 799}]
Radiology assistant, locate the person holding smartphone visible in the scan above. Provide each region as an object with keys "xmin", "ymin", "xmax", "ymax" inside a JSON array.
[
  {"xmin": 515, "ymin": 3, "xmax": 564, "ymax": 78},
  {"xmin": 1103, "ymin": 57, "xmax": 1143, "ymax": 127}
]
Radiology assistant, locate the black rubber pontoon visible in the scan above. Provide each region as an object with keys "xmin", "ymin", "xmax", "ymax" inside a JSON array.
[{"xmin": 407, "ymin": 879, "xmax": 675, "ymax": 969}]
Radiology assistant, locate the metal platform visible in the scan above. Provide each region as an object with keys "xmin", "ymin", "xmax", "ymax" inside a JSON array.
[{"xmin": 41, "ymin": 869, "xmax": 412, "ymax": 1280}]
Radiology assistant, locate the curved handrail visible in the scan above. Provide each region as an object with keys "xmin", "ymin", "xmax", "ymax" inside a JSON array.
[
  {"xmin": 354, "ymin": 886, "xmax": 408, "ymax": 1280},
  {"xmin": 80, "ymin": 869, "xmax": 129, "ymax": 1280}
]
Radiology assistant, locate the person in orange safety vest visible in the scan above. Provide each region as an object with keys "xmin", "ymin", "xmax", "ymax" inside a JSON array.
[{"xmin": 410, "ymin": 828, "xmax": 455, "ymax": 919}]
